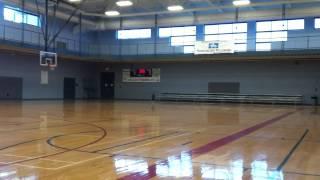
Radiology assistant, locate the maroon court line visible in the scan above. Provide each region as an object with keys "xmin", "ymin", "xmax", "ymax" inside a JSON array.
[{"xmin": 118, "ymin": 110, "xmax": 297, "ymax": 180}]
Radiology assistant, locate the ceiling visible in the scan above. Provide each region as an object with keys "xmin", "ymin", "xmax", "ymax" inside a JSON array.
[{"xmin": 61, "ymin": 0, "xmax": 320, "ymax": 18}]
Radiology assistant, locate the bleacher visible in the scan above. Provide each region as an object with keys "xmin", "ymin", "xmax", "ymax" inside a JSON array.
[{"xmin": 159, "ymin": 93, "xmax": 303, "ymax": 105}]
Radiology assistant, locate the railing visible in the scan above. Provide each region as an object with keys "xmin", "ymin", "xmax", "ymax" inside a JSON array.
[
  {"xmin": 1, "ymin": 22, "xmax": 320, "ymax": 59},
  {"xmin": 159, "ymin": 93, "xmax": 303, "ymax": 105}
]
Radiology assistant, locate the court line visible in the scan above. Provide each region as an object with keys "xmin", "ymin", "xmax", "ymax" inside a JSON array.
[
  {"xmin": 112, "ymin": 132, "xmax": 191, "ymax": 154},
  {"xmin": 0, "ymin": 130, "xmax": 101, "ymax": 152},
  {"xmin": 93, "ymin": 131, "xmax": 182, "ymax": 153},
  {"xmin": 276, "ymin": 129, "xmax": 309, "ymax": 171},
  {"xmin": 118, "ymin": 110, "xmax": 297, "ymax": 180},
  {"xmin": 84, "ymin": 130, "xmax": 172, "ymax": 148},
  {"xmin": 46, "ymin": 131, "xmax": 182, "ymax": 153},
  {"xmin": 0, "ymin": 154, "xmax": 73, "ymax": 164},
  {"xmin": 0, "ymin": 123, "xmax": 107, "ymax": 168},
  {"xmin": 0, "ymin": 123, "xmax": 78, "ymax": 134}
]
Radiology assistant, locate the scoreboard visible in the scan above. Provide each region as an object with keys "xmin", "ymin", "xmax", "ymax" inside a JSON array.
[{"xmin": 122, "ymin": 68, "xmax": 160, "ymax": 82}]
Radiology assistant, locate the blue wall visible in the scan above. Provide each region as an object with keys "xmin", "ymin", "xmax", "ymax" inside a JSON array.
[{"xmin": 0, "ymin": 2, "xmax": 98, "ymax": 55}]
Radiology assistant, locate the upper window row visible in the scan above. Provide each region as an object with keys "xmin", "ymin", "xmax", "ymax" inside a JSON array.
[
  {"xmin": 159, "ymin": 26, "xmax": 196, "ymax": 37},
  {"xmin": 316, "ymin": 18, "xmax": 320, "ymax": 29},
  {"xmin": 205, "ymin": 23, "xmax": 247, "ymax": 34},
  {"xmin": 4, "ymin": 6, "xmax": 40, "ymax": 27},
  {"xmin": 256, "ymin": 19, "xmax": 304, "ymax": 32},
  {"xmin": 117, "ymin": 29, "xmax": 151, "ymax": 39},
  {"xmin": 116, "ymin": 18, "xmax": 320, "ymax": 40}
]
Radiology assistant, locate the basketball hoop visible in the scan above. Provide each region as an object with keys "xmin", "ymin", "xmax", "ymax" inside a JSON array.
[{"xmin": 40, "ymin": 51, "xmax": 58, "ymax": 70}]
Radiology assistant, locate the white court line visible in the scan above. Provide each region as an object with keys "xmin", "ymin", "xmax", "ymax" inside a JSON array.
[
  {"xmin": 113, "ymin": 132, "xmax": 192, "ymax": 154},
  {"xmin": 83, "ymin": 131, "xmax": 173, "ymax": 149},
  {"xmin": 0, "ymin": 154, "xmax": 73, "ymax": 164},
  {"xmin": 51, "ymin": 154, "xmax": 109, "ymax": 170}
]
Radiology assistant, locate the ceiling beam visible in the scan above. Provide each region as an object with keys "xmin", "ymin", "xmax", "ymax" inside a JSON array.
[{"xmin": 81, "ymin": 0, "xmax": 320, "ymax": 18}]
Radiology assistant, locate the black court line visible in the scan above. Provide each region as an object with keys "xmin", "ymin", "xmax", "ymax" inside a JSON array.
[
  {"xmin": 283, "ymin": 171, "xmax": 320, "ymax": 177},
  {"xmin": 276, "ymin": 129, "xmax": 309, "ymax": 171},
  {"xmin": 0, "ymin": 123, "xmax": 78, "ymax": 134},
  {"xmin": 0, "ymin": 123, "xmax": 107, "ymax": 167},
  {"xmin": 0, "ymin": 130, "xmax": 101, "ymax": 151},
  {"xmin": 181, "ymin": 141, "xmax": 192, "ymax": 146},
  {"xmin": 46, "ymin": 131, "xmax": 185, "ymax": 155},
  {"xmin": 92, "ymin": 131, "xmax": 182, "ymax": 153}
]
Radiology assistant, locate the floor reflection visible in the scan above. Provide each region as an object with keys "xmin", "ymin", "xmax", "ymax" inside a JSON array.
[
  {"xmin": 114, "ymin": 153, "xmax": 247, "ymax": 179},
  {"xmin": 201, "ymin": 160, "xmax": 243, "ymax": 180},
  {"xmin": 251, "ymin": 160, "xmax": 283, "ymax": 180},
  {"xmin": 0, "ymin": 169, "xmax": 36, "ymax": 180},
  {"xmin": 156, "ymin": 152, "xmax": 193, "ymax": 178},
  {"xmin": 114, "ymin": 157, "xmax": 148, "ymax": 174}
]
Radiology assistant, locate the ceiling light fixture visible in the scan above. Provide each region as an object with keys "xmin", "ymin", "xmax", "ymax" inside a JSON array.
[
  {"xmin": 233, "ymin": 0, "xmax": 251, "ymax": 6},
  {"xmin": 116, "ymin": 1, "xmax": 133, "ymax": 7},
  {"xmin": 105, "ymin": 11, "xmax": 120, "ymax": 16},
  {"xmin": 167, "ymin": 5, "xmax": 184, "ymax": 11},
  {"xmin": 68, "ymin": 0, "xmax": 82, "ymax": 2}
]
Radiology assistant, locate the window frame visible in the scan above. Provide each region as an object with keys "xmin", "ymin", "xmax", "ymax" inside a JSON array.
[
  {"xmin": 116, "ymin": 28, "xmax": 152, "ymax": 40},
  {"xmin": 204, "ymin": 22, "xmax": 248, "ymax": 35},
  {"xmin": 3, "ymin": 6, "xmax": 41, "ymax": 27},
  {"xmin": 256, "ymin": 18, "xmax": 305, "ymax": 32},
  {"xmin": 315, "ymin": 18, "xmax": 320, "ymax": 29},
  {"xmin": 158, "ymin": 26, "xmax": 196, "ymax": 38}
]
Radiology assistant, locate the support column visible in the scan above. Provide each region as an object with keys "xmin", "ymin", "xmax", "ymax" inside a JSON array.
[
  {"xmin": 21, "ymin": 0, "xmax": 25, "ymax": 46},
  {"xmin": 154, "ymin": 14, "xmax": 158, "ymax": 55},
  {"xmin": 79, "ymin": 13, "xmax": 82, "ymax": 55},
  {"xmin": 119, "ymin": 17, "xmax": 123, "ymax": 56},
  {"xmin": 45, "ymin": 0, "xmax": 49, "ymax": 51}
]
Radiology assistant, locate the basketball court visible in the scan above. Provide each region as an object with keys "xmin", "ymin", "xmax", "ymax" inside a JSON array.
[{"xmin": 0, "ymin": 0, "xmax": 319, "ymax": 179}]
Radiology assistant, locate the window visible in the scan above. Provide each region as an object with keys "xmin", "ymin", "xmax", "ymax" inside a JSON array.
[
  {"xmin": 184, "ymin": 46, "xmax": 194, "ymax": 54},
  {"xmin": 257, "ymin": 19, "xmax": 304, "ymax": 32},
  {"xmin": 159, "ymin": 26, "xmax": 196, "ymax": 37},
  {"xmin": 205, "ymin": 33, "xmax": 247, "ymax": 43},
  {"xmin": 3, "ymin": 6, "xmax": 40, "ymax": 27},
  {"xmin": 171, "ymin": 36, "xmax": 196, "ymax": 46},
  {"xmin": 117, "ymin": 29, "xmax": 151, "ymax": 39},
  {"xmin": 315, "ymin": 18, "xmax": 320, "ymax": 29},
  {"xmin": 256, "ymin": 43, "xmax": 271, "ymax": 51},
  {"xmin": 288, "ymin": 19, "xmax": 304, "ymax": 30},
  {"xmin": 234, "ymin": 44, "xmax": 247, "ymax": 52},
  {"xmin": 256, "ymin": 32, "xmax": 272, "ymax": 42},
  {"xmin": 256, "ymin": 21, "xmax": 271, "ymax": 32},
  {"xmin": 256, "ymin": 31, "xmax": 288, "ymax": 42},
  {"xmin": 159, "ymin": 26, "xmax": 197, "ymax": 53},
  {"xmin": 205, "ymin": 23, "xmax": 247, "ymax": 35},
  {"xmin": 272, "ymin": 20, "xmax": 287, "ymax": 31},
  {"xmin": 271, "ymin": 31, "xmax": 287, "ymax": 42}
]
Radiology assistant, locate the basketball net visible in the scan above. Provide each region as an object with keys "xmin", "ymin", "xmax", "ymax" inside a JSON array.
[{"xmin": 49, "ymin": 64, "xmax": 56, "ymax": 71}]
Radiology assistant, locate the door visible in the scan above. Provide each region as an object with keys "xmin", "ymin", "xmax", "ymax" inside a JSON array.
[
  {"xmin": 0, "ymin": 77, "xmax": 23, "ymax": 100},
  {"xmin": 64, "ymin": 78, "xmax": 76, "ymax": 100},
  {"xmin": 100, "ymin": 72, "xmax": 115, "ymax": 99}
]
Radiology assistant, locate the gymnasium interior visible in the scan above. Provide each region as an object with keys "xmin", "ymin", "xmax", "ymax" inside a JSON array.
[{"xmin": 0, "ymin": 0, "xmax": 319, "ymax": 179}]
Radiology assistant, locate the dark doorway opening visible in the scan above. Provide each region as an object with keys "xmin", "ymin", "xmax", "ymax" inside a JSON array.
[
  {"xmin": 64, "ymin": 78, "xmax": 76, "ymax": 100},
  {"xmin": 0, "ymin": 76, "xmax": 23, "ymax": 100},
  {"xmin": 100, "ymin": 72, "xmax": 115, "ymax": 100}
]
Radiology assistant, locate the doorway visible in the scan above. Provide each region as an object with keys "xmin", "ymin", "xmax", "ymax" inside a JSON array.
[
  {"xmin": 64, "ymin": 77, "xmax": 76, "ymax": 100},
  {"xmin": 100, "ymin": 72, "xmax": 115, "ymax": 99}
]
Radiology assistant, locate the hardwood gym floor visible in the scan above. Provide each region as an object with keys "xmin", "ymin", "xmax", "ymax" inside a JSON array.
[{"xmin": 0, "ymin": 101, "xmax": 319, "ymax": 179}]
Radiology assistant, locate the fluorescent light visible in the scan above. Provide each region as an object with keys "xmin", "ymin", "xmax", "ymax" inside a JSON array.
[
  {"xmin": 233, "ymin": 0, "xmax": 250, "ymax": 6},
  {"xmin": 116, "ymin": 1, "xmax": 133, "ymax": 7},
  {"xmin": 105, "ymin": 11, "xmax": 120, "ymax": 16},
  {"xmin": 167, "ymin": 5, "xmax": 184, "ymax": 11},
  {"xmin": 68, "ymin": 0, "xmax": 81, "ymax": 2}
]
